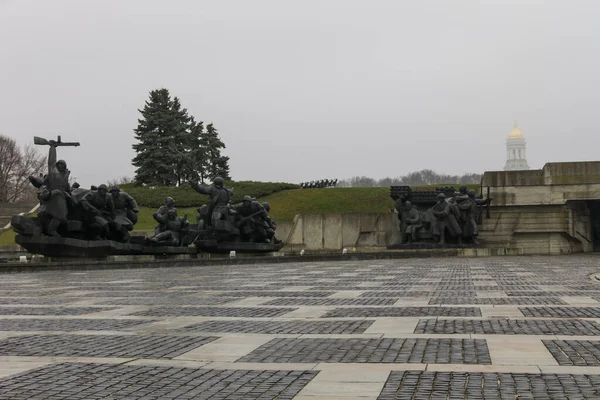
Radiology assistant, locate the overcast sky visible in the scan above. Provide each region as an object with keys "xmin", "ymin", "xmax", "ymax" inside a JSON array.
[{"xmin": 1, "ymin": 0, "xmax": 599, "ymax": 186}]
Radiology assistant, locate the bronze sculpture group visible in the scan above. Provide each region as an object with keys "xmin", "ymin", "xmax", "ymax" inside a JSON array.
[
  {"xmin": 11, "ymin": 136, "xmax": 282, "ymax": 256},
  {"xmin": 393, "ymin": 185, "xmax": 492, "ymax": 246}
]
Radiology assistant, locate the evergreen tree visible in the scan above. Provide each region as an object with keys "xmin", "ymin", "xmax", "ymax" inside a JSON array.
[
  {"xmin": 132, "ymin": 89, "xmax": 192, "ymax": 186},
  {"xmin": 202, "ymin": 123, "xmax": 231, "ymax": 180},
  {"xmin": 188, "ymin": 117, "xmax": 207, "ymax": 183}
]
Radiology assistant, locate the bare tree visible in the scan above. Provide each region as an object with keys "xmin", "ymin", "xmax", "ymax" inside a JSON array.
[
  {"xmin": 339, "ymin": 170, "xmax": 483, "ymax": 187},
  {"xmin": 0, "ymin": 135, "xmax": 46, "ymax": 203},
  {"xmin": 107, "ymin": 175, "xmax": 134, "ymax": 187}
]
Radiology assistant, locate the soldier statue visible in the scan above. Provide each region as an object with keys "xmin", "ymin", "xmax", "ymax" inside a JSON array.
[
  {"xmin": 27, "ymin": 137, "xmax": 76, "ymax": 236},
  {"xmin": 109, "ymin": 185, "xmax": 139, "ymax": 242},
  {"xmin": 154, "ymin": 197, "xmax": 176, "ymax": 235},
  {"xmin": 81, "ymin": 184, "xmax": 114, "ymax": 239},
  {"xmin": 235, "ymin": 195, "xmax": 269, "ymax": 242},
  {"xmin": 431, "ymin": 193, "xmax": 448, "ymax": 244},
  {"xmin": 150, "ymin": 209, "xmax": 189, "ymax": 246},
  {"xmin": 190, "ymin": 177, "xmax": 234, "ymax": 228},
  {"xmin": 402, "ymin": 201, "xmax": 423, "ymax": 243},
  {"xmin": 262, "ymin": 202, "xmax": 281, "ymax": 244}
]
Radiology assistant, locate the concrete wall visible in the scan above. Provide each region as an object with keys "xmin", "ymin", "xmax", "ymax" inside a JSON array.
[
  {"xmin": 476, "ymin": 161, "xmax": 600, "ymax": 254},
  {"xmin": 282, "ymin": 213, "xmax": 391, "ymax": 252},
  {"xmin": 477, "ymin": 204, "xmax": 587, "ymax": 255}
]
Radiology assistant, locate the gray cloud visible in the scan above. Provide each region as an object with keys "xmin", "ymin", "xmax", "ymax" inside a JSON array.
[{"xmin": 1, "ymin": 0, "xmax": 599, "ymax": 186}]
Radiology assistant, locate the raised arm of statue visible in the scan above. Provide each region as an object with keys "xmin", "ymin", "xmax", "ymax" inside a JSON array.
[
  {"xmin": 190, "ymin": 181, "xmax": 211, "ymax": 195},
  {"xmin": 47, "ymin": 143, "xmax": 57, "ymax": 172}
]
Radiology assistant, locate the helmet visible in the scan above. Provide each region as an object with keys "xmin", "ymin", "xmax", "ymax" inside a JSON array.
[
  {"xmin": 109, "ymin": 185, "xmax": 120, "ymax": 193},
  {"xmin": 56, "ymin": 159, "xmax": 67, "ymax": 168},
  {"xmin": 459, "ymin": 185, "xmax": 468, "ymax": 194},
  {"xmin": 97, "ymin": 184, "xmax": 108, "ymax": 192},
  {"xmin": 166, "ymin": 197, "xmax": 175, "ymax": 206},
  {"xmin": 467, "ymin": 189, "xmax": 477, "ymax": 197},
  {"xmin": 262, "ymin": 202, "xmax": 271, "ymax": 212},
  {"xmin": 437, "ymin": 193, "xmax": 446, "ymax": 199},
  {"xmin": 213, "ymin": 177, "xmax": 224, "ymax": 186},
  {"xmin": 242, "ymin": 195, "xmax": 252, "ymax": 202}
]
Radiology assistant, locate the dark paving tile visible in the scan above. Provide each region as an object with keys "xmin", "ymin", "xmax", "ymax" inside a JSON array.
[
  {"xmin": 323, "ymin": 307, "xmax": 481, "ymax": 318},
  {"xmin": 0, "ymin": 362, "xmax": 318, "ymax": 400},
  {"xmin": 415, "ymin": 319, "xmax": 600, "ymax": 335},
  {"xmin": 214, "ymin": 291, "xmax": 335, "ymax": 297},
  {"xmin": 180, "ymin": 320, "xmax": 375, "ymax": 334},
  {"xmin": 429, "ymin": 297, "xmax": 567, "ymax": 305},
  {"xmin": 359, "ymin": 291, "xmax": 434, "ymax": 298},
  {"xmin": 131, "ymin": 306, "xmax": 296, "ymax": 318},
  {"xmin": 0, "ymin": 335, "xmax": 217, "ymax": 358},
  {"xmin": 0, "ymin": 318, "xmax": 155, "ymax": 331},
  {"xmin": 544, "ymin": 340, "xmax": 600, "ymax": 366},
  {"xmin": 520, "ymin": 307, "xmax": 600, "ymax": 318},
  {"xmin": 262, "ymin": 297, "xmax": 398, "ymax": 306},
  {"xmin": 378, "ymin": 371, "xmax": 600, "ymax": 400},
  {"xmin": 238, "ymin": 338, "xmax": 491, "ymax": 364},
  {"xmin": 0, "ymin": 297, "xmax": 79, "ymax": 305},
  {"xmin": 0, "ymin": 307, "xmax": 116, "ymax": 316}
]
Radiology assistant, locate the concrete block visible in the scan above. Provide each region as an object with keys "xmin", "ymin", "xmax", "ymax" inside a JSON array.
[
  {"xmin": 287, "ymin": 215, "xmax": 303, "ymax": 245},
  {"xmin": 360, "ymin": 214, "xmax": 378, "ymax": 233},
  {"xmin": 323, "ymin": 214, "xmax": 343, "ymax": 250},
  {"xmin": 342, "ymin": 214, "xmax": 361, "ymax": 248},
  {"xmin": 303, "ymin": 214, "xmax": 323, "ymax": 250}
]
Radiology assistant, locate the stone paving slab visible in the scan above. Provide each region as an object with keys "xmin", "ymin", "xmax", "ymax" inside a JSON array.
[
  {"xmin": 0, "ymin": 334, "xmax": 218, "ymax": 358},
  {"xmin": 131, "ymin": 306, "xmax": 297, "ymax": 318},
  {"xmin": 237, "ymin": 338, "xmax": 491, "ymax": 364},
  {"xmin": 414, "ymin": 318, "xmax": 600, "ymax": 335},
  {"xmin": 0, "ymin": 362, "xmax": 318, "ymax": 399},
  {"xmin": 97, "ymin": 297, "xmax": 244, "ymax": 306},
  {"xmin": 377, "ymin": 371, "xmax": 600, "ymax": 399}
]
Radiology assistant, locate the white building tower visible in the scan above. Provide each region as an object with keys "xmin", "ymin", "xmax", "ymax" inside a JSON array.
[{"xmin": 504, "ymin": 122, "xmax": 530, "ymax": 171}]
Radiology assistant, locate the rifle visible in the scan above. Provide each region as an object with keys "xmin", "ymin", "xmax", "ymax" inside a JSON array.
[
  {"xmin": 34, "ymin": 135, "xmax": 80, "ymax": 147},
  {"xmin": 236, "ymin": 210, "xmax": 265, "ymax": 227},
  {"xmin": 486, "ymin": 186, "xmax": 491, "ymax": 219}
]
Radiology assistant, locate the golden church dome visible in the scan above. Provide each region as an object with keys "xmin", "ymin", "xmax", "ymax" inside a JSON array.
[{"xmin": 508, "ymin": 122, "xmax": 524, "ymax": 139}]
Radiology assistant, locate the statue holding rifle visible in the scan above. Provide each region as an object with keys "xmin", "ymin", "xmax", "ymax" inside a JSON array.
[{"xmin": 28, "ymin": 136, "xmax": 79, "ymax": 237}]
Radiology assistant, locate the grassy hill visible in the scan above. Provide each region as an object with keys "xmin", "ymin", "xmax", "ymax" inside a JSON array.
[{"xmin": 0, "ymin": 183, "xmax": 481, "ymax": 242}]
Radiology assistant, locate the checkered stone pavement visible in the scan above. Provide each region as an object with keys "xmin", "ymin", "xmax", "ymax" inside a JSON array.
[
  {"xmin": 0, "ymin": 334, "xmax": 218, "ymax": 358},
  {"xmin": 0, "ymin": 362, "xmax": 318, "ymax": 399},
  {"xmin": 322, "ymin": 306, "xmax": 482, "ymax": 317},
  {"xmin": 179, "ymin": 320, "xmax": 375, "ymax": 334},
  {"xmin": 237, "ymin": 338, "xmax": 491, "ymax": 364},
  {"xmin": 377, "ymin": 371, "xmax": 600, "ymax": 399},
  {"xmin": 0, "ymin": 318, "xmax": 155, "ymax": 331},
  {"xmin": 0, "ymin": 306, "xmax": 116, "ymax": 315},
  {"xmin": 1, "ymin": 256, "xmax": 600, "ymax": 398},
  {"xmin": 544, "ymin": 340, "xmax": 600, "ymax": 366},
  {"xmin": 414, "ymin": 318, "xmax": 600, "ymax": 335}
]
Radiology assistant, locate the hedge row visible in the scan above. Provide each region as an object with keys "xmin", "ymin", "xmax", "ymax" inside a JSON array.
[{"xmin": 120, "ymin": 181, "xmax": 299, "ymax": 208}]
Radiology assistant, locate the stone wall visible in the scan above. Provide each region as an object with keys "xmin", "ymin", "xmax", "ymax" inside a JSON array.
[
  {"xmin": 477, "ymin": 161, "xmax": 600, "ymax": 254},
  {"xmin": 281, "ymin": 213, "xmax": 392, "ymax": 252}
]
